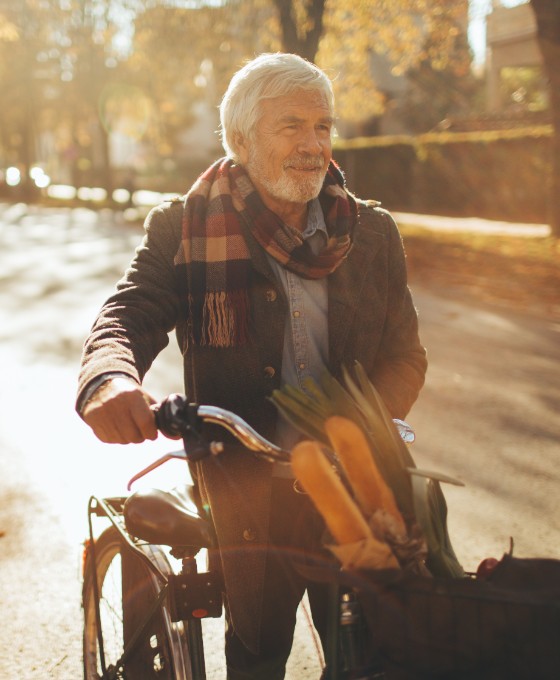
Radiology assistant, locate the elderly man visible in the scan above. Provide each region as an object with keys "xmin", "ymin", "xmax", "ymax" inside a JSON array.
[{"xmin": 78, "ymin": 52, "xmax": 427, "ymax": 679}]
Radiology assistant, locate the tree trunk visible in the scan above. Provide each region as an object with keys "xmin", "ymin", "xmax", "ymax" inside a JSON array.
[
  {"xmin": 272, "ymin": 0, "xmax": 326, "ymax": 62},
  {"xmin": 531, "ymin": 0, "xmax": 560, "ymax": 237}
]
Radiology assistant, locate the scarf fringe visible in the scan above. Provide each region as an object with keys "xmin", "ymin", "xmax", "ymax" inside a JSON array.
[{"xmin": 201, "ymin": 290, "xmax": 250, "ymax": 348}]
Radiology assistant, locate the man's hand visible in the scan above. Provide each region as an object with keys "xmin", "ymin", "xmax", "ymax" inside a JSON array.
[{"xmin": 82, "ymin": 377, "xmax": 158, "ymax": 444}]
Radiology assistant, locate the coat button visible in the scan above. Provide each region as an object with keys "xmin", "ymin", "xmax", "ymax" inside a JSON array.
[
  {"xmin": 243, "ymin": 528, "xmax": 257, "ymax": 542},
  {"xmin": 265, "ymin": 288, "xmax": 277, "ymax": 302},
  {"xmin": 263, "ymin": 366, "xmax": 275, "ymax": 379}
]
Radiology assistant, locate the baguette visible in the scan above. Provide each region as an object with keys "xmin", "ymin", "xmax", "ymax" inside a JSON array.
[
  {"xmin": 291, "ymin": 440, "xmax": 372, "ymax": 545},
  {"xmin": 325, "ymin": 416, "xmax": 406, "ymax": 534}
]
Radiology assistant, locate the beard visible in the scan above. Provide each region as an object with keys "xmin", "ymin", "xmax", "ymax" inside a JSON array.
[{"xmin": 246, "ymin": 148, "xmax": 327, "ymax": 204}]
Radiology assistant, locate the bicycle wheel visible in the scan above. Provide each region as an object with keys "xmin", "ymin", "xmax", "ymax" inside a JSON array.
[{"xmin": 82, "ymin": 525, "xmax": 193, "ymax": 680}]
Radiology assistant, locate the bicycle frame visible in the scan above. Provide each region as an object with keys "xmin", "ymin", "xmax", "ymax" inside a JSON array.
[{"xmin": 85, "ymin": 396, "xmax": 416, "ymax": 680}]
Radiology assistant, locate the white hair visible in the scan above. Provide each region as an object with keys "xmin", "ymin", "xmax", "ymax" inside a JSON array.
[{"xmin": 219, "ymin": 53, "xmax": 335, "ymax": 162}]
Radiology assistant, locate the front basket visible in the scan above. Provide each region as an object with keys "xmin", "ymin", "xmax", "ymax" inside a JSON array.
[{"xmin": 348, "ymin": 555, "xmax": 560, "ymax": 680}]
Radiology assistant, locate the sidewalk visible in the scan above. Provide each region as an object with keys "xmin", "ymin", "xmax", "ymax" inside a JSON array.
[{"xmin": 393, "ymin": 212, "xmax": 551, "ymax": 238}]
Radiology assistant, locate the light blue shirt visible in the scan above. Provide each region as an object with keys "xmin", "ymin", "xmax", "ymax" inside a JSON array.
[{"xmin": 265, "ymin": 199, "xmax": 329, "ymax": 470}]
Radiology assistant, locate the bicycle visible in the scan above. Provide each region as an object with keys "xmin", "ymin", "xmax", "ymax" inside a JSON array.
[
  {"xmin": 82, "ymin": 394, "xmax": 560, "ymax": 680},
  {"xmin": 82, "ymin": 394, "xmax": 415, "ymax": 680}
]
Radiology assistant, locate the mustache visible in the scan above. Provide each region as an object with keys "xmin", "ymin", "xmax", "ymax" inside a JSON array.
[{"xmin": 283, "ymin": 156, "xmax": 325, "ymax": 170}]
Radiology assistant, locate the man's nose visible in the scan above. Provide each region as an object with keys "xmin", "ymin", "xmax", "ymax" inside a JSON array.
[{"xmin": 297, "ymin": 129, "xmax": 324, "ymax": 154}]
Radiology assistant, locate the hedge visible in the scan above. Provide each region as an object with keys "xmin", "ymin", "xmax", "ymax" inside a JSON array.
[{"xmin": 333, "ymin": 125, "xmax": 553, "ymax": 224}]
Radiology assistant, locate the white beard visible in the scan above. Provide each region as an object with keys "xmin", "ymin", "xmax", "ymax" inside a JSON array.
[{"xmin": 246, "ymin": 150, "xmax": 326, "ymax": 204}]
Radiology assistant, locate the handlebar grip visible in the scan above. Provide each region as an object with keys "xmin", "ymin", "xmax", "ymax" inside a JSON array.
[
  {"xmin": 154, "ymin": 393, "xmax": 194, "ymax": 437},
  {"xmin": 154, "ymin": 394, "xmax": 213, "ymax": 462}
]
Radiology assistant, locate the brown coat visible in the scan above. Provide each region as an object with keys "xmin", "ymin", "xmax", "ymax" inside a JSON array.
[{"xmin": 78, "ymin": 197, "xmax": 427, "ymax": 652}]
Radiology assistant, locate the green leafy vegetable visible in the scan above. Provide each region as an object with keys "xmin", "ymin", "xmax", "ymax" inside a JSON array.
[{"xmin": 270, "ymin": 362, "xmax": 464, "ymax": 578}]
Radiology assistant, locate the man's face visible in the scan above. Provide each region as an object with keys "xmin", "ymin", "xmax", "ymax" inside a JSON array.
[{"xmin": 237, "ymin": 89, "xmax": 333, "ymax": 212}]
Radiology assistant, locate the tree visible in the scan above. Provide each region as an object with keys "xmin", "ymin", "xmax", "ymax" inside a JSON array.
[
  {"xmin": 0, "ymin": 0, "xmax": 67, "ymax": 199},
  {"xmin": 266, "ymin": 0, "xmax": 471, "ymax": 125},
  {"xmin": 146, "ymin": 0, "xmax": 470, "ymax": 129},
  {"xmin": 0, "ymin": 0, "xmax": 150, "ymax": 194},
  {"xmin": 127, "ymin": 1, "xmax": 277, "ymax": 184},
  {"xmin": 272, "ymin": 0, "xmax": 325, "ymax": 61},
  {"xmin": 129, "ymin": 2, "xmax": 249, "ymax": 150},
  {"xmin": 0, "ymin": 0, "xmax": 473, "ymax": 193},
  {"xmin": 396, "ymin": 29, "xmax": 478, "ymax": 133},
  {"xmin": 530, "ymin": 0, "xmax": 560, "ymax": 237},
  {"xmin": 58, "ymin": 0, "xmax": 151, "ymax": 192}
]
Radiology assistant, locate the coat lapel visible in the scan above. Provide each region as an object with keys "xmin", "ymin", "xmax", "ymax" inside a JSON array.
[{"xmin": 328, "ymin": 214, "xmax": 384, "ymax": 375}]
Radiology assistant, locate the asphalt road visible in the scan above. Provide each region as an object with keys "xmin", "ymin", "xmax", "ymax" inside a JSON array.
[{"xmin": 0, "ymin": 202, "xmax": 558, "ymax": 679}]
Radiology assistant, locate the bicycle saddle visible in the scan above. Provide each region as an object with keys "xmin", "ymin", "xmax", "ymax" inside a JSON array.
[{"xmin": 123, "ymin": 485, "xmax": 214, "ymax": 550}]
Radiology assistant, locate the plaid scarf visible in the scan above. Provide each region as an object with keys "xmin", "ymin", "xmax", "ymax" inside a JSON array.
[{"xmin": 175, "ymin": 157, "xmax": 357, "ymax": 348}]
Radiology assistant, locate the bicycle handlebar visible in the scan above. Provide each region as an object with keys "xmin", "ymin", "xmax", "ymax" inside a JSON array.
[
  {"xmin": 126, "ymin": 395, "xmax": 290, "ymax": 490},
  {"xmin": 154, "ymin": 393, "xmax": 290, "ymax": 461},
  {"xmin": 126, "ymin": 393, "xmax": 415, "ymax": 490}
]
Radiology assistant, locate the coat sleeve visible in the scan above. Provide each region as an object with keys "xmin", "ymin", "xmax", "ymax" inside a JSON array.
[
  {"xmin": 369, "ymin": 208, "xmax": 427, "ymax": 419},
  {"xmin": 76, "ymin": 200, "xmax": 183, "ymax": 410}
]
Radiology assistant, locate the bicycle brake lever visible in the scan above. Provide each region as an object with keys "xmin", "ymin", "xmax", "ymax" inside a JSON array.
[{"xmin": 126, "ymin": 450, "xmax": 188, "ymax": 491}]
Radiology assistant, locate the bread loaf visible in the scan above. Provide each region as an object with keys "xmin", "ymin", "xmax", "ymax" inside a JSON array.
[
  {"xmin": 291, "ymin": 440, "xmax": 372, "ymax": 545},
  {"xmin": 325, "ymin": 416, "xmax": 406, "ymax": 534}
]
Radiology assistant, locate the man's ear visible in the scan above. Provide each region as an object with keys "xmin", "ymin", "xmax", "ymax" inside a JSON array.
[{"xmin": 235, "ymin": 133, "xmax": 249, "ymax": 165}]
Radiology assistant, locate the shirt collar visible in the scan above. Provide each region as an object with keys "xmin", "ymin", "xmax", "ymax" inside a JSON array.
[{"xmin": 301, "ymin": 198, "xmax": 327, "ymax": 241}]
